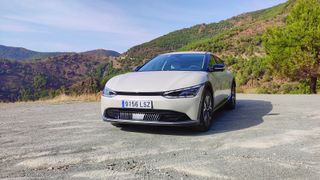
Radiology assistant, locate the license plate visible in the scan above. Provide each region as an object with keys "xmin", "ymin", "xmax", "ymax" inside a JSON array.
[{"xmin": 121, "ymin": 100, "xmax": 153, "ymax": 109}]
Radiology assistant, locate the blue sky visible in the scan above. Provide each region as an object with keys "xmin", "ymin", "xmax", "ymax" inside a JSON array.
[{"xmin": 0, "ymin": 0, "xmax": 287, "ymax": 53}]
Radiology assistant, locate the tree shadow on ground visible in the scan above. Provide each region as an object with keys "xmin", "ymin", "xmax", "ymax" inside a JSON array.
[{"xmin": 119, "ymin": 99, "xmax": 273, "ymax": 136}]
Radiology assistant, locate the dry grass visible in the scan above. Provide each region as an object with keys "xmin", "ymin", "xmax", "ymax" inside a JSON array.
[
  {"xmin": 0, "ymin": 93, "xmax": 101, "ymax": 105},
  {"xmin": 242, "ymin": 88, "xmax": 258, "ymax": 94},
  {"xmin": 41, "ymin": 93, "xmax": 101, "ymax": 104}
]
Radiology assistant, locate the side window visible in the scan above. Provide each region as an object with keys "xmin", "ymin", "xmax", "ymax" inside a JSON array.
[
  {"xmin": 214, "ymin": 55, "xmax": 224, "ymax": 64},
  {"xmin": 209, "ymin": 55, "xmax": 216, "ymax": 67}
]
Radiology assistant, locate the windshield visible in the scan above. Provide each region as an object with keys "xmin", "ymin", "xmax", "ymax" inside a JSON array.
[{"xmin": 138, "ymin": 54, "xmax": 206, "ymax": 72}]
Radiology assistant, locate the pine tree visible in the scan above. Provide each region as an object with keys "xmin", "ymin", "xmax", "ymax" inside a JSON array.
[{"xmin": 263, "ymin": 0, "xmax": 320, "ymax": 93}]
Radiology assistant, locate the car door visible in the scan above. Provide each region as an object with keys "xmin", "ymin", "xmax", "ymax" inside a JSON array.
[
  {"xmin": 214, "ymin": 55, "xmax": 232, "ymax": 100},
  {"xmin": 207, "ymin": 54, "xmax": 224, "ymax": 107}
]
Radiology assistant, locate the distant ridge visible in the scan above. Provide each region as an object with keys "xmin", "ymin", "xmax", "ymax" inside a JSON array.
[
  {"xmin": 81, "ymin": 49, "xmax": 120, "ymax": 57},
  {"xmin": 0, "ymin": 45, "xmax": 120, "ymax": 61}
]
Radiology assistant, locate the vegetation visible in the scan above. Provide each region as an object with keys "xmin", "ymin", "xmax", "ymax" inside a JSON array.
[
  {"xmin": 125, "ymin": 0, "xmax": 320, "ymax": 95},
  {"xmin": 125, "ymin": 21, "xmax": 234, "ymax": 60},
  {"xmin": 263, "ymin": 0, "xmax": 320, "ymax": 94},
  {"xmin": 0, "ymin": 45, "xmax": 64, "ymax": 61},
  {"xmin": 39, "ymin": 93, "xmax": 101, "ymax": 103},
  {"xmin": 125, "ymin": 1, "xmax": 290, "ymax": 62},
  {"xmin": 0, "ymin": 52, "xmax": 123, "ymax": 102}
]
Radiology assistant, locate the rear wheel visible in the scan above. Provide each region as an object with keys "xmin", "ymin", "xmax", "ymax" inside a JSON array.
[
  {"xmin": 195, "ymin": 89, "xmax": 213, "ymax": 132},
  {"xmin": 226, "ymin": 81, "xmax": 236, "ymax": 110}
]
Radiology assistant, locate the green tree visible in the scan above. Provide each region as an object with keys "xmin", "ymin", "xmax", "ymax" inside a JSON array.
[
  {"xmin": 263, "ymin": 0, "xmax": 320, "ymax": 93},
  {"xmin": 33, "ymin": 74, "xmax": 47, "ymax": 90},
  {"xmin": 19, "ymin": 88, "xmax": 33, "ymax": 101}
]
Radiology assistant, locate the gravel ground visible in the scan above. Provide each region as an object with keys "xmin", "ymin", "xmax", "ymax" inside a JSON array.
[{"xmin": 0, "ymin": 94, "xmax": 320, "ymax": 179}]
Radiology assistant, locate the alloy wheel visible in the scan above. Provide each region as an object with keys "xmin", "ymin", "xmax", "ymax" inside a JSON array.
[{"xmin": 202, "ymin": 94, "xmax": 213, "ymax": 126}]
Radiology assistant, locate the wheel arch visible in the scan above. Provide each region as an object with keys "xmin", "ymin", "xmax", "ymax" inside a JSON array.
[
  {"xmin": 203, "ymin": 81, "xmax": 214, "ymax": 107},
  {"xmin": 195, "ymin": 81, "xmax": 215, "ymax": 131},
  {"xmin": 231, "ymin": 77, "xmax": 236, "ymax": 90},
  {"xmin": 196, "ymin": 81, "xmax": 214, "ymax": 122},
  {"xmin": 204, "ymin": 81, "xmax": 214, "ymax": 97}
]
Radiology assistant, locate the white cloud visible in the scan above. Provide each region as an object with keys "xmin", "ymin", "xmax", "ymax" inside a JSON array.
[
  {"xmin": 0, "ymin": 0, "xmax": 154, "ymax": 38},
  {"xmin": 0, "ymin": 23, "xmax": 40, "ymax": 33},
  {"xmin": 0, "ymin": 0, "xmax": 288, "ymax": 52}
]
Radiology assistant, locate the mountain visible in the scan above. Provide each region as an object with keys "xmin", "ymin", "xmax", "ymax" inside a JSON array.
[
  {"xmin": 0, "ymin": 45, "xmax": 121, "ymax": 101},
  {"xmin": 0, "ymin": 45, "xmax": 66, "ymax": 61},
  {"xmin": 122, "ymin": 1, "xmax": 306, "ymax": 94},
  {"xmin": 0, "ymin": 49, "xmax": 122, "ymax": 102},
  {"xmin": 124, "ymin": 1, "xmax": 292, "ymax": 63},
  {"xmin": 0, "ymin": 45, "xmax": 120, "ymax": 61},
  {"xmin": 81, "ymin": 49, "xmax": 120, "ymax": 57},
  {"xmin": 0, "ymin": 45, "xmax": 121, "ymax": 102}
]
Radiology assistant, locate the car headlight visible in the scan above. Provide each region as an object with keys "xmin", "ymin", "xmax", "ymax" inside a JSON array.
[
  {"xmin": 102, "ymin": 87, "xmax": 117, "ymax": 97},
  {"xmin": 163, "ymin": 84, "xmax": 203, "ymax": 99}
]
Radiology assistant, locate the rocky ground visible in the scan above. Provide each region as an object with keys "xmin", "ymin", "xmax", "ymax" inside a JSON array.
[{"xmin": 0, "ymin": 94, "xmax": 320, "ymax": 179}]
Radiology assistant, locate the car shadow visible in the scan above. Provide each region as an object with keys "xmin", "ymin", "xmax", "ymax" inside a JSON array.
[{"xmin": 119, "ymin": 99, "xmax": 273, "ymax": 136}]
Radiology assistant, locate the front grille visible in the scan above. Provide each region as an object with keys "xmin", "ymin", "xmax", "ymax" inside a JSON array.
[
  {"xmin": 118, "ymin": 111, "xmax": 160, "ymax": 121},
  {"xmin": 105, "ymin": 108, "xmax": 190, "ymax": 122},
  {"xmin": 119, "ymin": 112, "xmax": 132, "ymax": 120},
  {"xmin": 144, "ymin": 113, "xmax": 161, "ymax": 121}
]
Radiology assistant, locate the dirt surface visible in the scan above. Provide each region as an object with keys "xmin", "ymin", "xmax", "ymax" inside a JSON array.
[{"xmin": 1, "ymin": 94, "xmax": 320, "ymax": 179}]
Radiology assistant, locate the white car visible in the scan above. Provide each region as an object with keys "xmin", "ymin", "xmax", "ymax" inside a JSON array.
[{"xmin": 101, "ymin": 52, "xmax": 235, "ymax": 131}]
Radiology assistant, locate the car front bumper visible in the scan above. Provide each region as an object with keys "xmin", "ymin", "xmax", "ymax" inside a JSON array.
[
  {"xmin": 101, "ymin": 88, "xmax": 203, "ymax": 126},
  {"xmin": 102, "ymin": 117, "xmax": 199, "ymax": 126}
]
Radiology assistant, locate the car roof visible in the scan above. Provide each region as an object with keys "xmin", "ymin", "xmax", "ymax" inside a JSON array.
[{"xmin": 162, "ymin": 51, "xmax": 210, "ymax": 55}]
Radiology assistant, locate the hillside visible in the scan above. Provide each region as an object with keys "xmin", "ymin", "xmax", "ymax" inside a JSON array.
[
  {"xmin": 0, "ymin": 45, "xmax": 66, "ymax": 61},
  {"xmin": 0, "ymin": 45, "xmax": 122, "ymax": 101},
  {"xmin": 122, "ymin": 1, "xmax": 311, "ymax": 93},
  {"xmin": 0, "ymin": 52, "xmax": 124, "ymax": 102},
  {"xmin": 0, "ymin": 45, "xmax": 120, "ymax": 61},
  {"xmin": 124, "ymin": 1, "xmax": 291, "ymax": 63}
]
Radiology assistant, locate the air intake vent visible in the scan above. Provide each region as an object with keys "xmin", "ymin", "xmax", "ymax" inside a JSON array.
[{"xmin": 104, "ymin": 108, "xmax": 190, "ymax": 122}]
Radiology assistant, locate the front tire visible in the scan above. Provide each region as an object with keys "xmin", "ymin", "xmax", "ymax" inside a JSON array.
[{"xmin": 195, "ymin": 89, "xmax": 214, "ymax": 132}]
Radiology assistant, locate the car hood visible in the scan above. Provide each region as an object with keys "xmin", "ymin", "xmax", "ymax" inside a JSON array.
[{"xmin": 106, "ymin": 71, "xmax": 208, "ymax": 92}]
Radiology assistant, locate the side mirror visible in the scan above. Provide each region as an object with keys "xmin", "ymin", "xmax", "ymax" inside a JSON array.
[
  {"xmin": 208, "ymin": 64, "xmax": 225, "ymax": 72},
  {"xmin": 133, "ymin": 66, "xmax": 141, "ymax": 72}
]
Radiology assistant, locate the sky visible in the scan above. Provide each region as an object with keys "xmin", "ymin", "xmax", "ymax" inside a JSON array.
[{"xmin": 0, "ymin": 0, "xmax": 287, "ymax": 53}]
